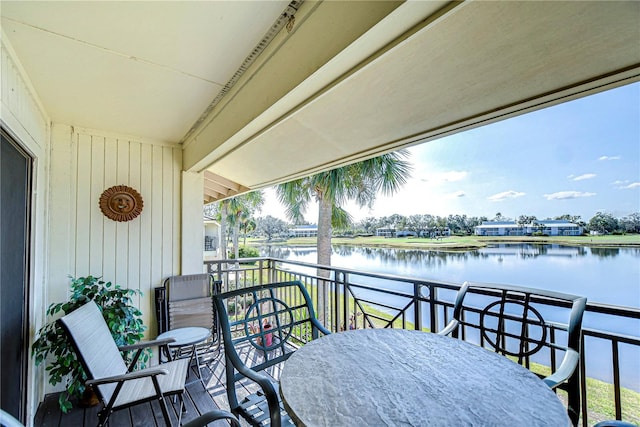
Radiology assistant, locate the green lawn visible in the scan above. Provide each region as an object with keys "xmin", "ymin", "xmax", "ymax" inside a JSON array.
[{"xmin": 249, "ymin": 234, "xmax": 640, "ymax": 251}]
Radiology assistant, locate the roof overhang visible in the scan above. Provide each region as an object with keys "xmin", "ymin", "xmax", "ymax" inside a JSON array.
[
  {"xmin": 189, "ymin": 0, "xmax": 640, "ymax": 202},
  {"xmin": 2, "ymin": 1, "xmax": 639, "ymax": 204}
]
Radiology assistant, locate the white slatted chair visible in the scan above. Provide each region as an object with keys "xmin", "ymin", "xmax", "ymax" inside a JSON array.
[{"xmin": 58, "ymin": 301, "xmax": 189, "ymax": 426}]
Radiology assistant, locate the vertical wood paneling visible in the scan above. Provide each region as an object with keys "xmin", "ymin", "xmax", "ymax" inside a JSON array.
[
  {"xmin": 128, "ymin": 142, "xmax": 142, "ymax": 307},
  {"xmin": 138, "ymin": 143, "xmax": 153, "ymax": 321},
  {"xmin": 150, "ymin": 144, "xmax": 164, "ymax": 320},
  {"xmin": 162, "ymin": 147, "xmax": 174, "ymax": 280},
  {"xmin": 172, "ymin": 148, "xmax": 182, "ymax": 274},
  {"xmin": 68, "ymin": 132, "xmax": 78, "ymax": 284},
  {"xmin": 47, "ymin": 125, "xmax": 74, "ymax": 306},
  {"xmin": 101, "ymin": 137, "xmax": 118, "ymax": 283},
  {"xmin": 75, "ymin": 134, "xmax": 92, "ymax": 275},
  {"xmin": 89, "ymin": 137, "xmax": 105, "ymax": 274},
  {"xmin": 48, "ymin": 127, "xmax": 183, "ymax": 339},
  {"xmin": 114, "ymin": 139, "xmax": 130, "ymax": 287},
  {"xmin": 0, "ymin": 45, "xmax": 48, "ymax": 149}
]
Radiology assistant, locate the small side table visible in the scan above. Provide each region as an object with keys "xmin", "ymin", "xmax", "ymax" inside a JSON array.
[{"xmin": 157, "ymin": 326, "xmax": 211, "ymax": 388}]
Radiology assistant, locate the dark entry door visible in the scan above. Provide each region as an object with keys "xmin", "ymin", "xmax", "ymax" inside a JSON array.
[{"xmin": 0, "ymin": 129, "xmax": 32, "ymax": 423}]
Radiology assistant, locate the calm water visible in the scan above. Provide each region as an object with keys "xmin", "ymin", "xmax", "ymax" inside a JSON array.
[{"xmin": 260, "ymin": 243, "xmax": 640, "ymax": 389}]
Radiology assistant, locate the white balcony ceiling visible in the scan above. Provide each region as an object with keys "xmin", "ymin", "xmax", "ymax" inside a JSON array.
[{"xmin": 2, "ymin": 1, "xmax": 639, "ymax": 203}]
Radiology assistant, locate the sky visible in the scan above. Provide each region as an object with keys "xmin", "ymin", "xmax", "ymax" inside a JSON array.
[{"xmin": 259, "ymin": 82, "xmax": 640, "ymax": 224}]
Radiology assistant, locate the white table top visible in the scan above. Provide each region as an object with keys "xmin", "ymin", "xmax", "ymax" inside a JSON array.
[
  {"xmin": 156, "ymin": 326, "xmax": 211, "ymax": 347},
  {"xmin": 279, "ymin": 329, "xmax": 570, "ymax": 426}
]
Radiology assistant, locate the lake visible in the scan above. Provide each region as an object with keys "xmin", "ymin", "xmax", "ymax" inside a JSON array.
[
  {"xmin": 260, "ymin": 243, "xmax": 640, "ymax": 390},
  {"xmin": 262, "ymin": 243, "xmax": 640, "ymax": 308}
]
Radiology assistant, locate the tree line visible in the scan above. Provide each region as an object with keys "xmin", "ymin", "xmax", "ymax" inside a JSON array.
[{"xmin": 251, "ymin": 211, "xmax": 640, "ymax": 239}]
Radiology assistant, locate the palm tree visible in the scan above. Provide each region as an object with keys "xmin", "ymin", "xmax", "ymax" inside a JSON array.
[
  {"xmin": 226, "ymin": 191, "xmax": 264, "ymax": 260},
  {"xmin": 277, "ymin": 150, "xmax": 412, "ymax": 322}
]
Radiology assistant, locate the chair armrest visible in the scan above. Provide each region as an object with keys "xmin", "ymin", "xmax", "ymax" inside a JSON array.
[
  {"xmin": 437, "ymin": 319, "xmax": 459, "ymax": 336},
  {"xmin": 543, "ymin": 349, "xmax": 579, "ymax": 389},
  {"xmin": 86, "ymin": 367, "xmax": 168, "ymax": 386},
  {"xmin": 118, "ymin": 337, "xmax": 176, "ymax": 352},
  {"xmin": 310, "ymin": 317, "xmax": 331, "ymax": 336},
  {"xmin": 182, "ymin": 409, "xmax": 241, "ymax": 427},
  {"xmin": 228, "ymin": 357, "xmax": 281, "ymax": 420},
  {"xmin": 120, "ymin": 338, "xmax": 177, "ymax": 372}
]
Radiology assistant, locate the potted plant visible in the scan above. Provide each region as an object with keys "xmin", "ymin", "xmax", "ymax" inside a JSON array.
[{"xmin": 32, "ymin": 275, "xmax": 149, "ymax": 412}]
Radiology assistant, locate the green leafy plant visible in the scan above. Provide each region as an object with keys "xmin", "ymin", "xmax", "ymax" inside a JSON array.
[
  {"xmin": 32, "ymin": 275, "xmax": 148, "ymax": 412},
  {"xmin": 229, "ymin": 246, "xmax": 260, "ymax": 264}
]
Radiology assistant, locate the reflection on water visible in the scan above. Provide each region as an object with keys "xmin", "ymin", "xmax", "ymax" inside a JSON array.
[{"xmin": 262, "ymin": 243, "xmax": 639, "ymax": 309}]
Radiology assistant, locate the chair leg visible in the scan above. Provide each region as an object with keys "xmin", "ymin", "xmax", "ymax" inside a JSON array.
[
  {"xmin": 97, "ymin": 406, "xmax": 112, "ymax": 426},
  {"xmin": 177, "ymin": 394, "xmax": 185, "ymax": 426},
  {"xmin": 157, "ymin": 395, "xmax": 172, "ymax": 427},
  {"xmin": 567, "ymin": 375, "xmax": 580, "ymax": 426}
]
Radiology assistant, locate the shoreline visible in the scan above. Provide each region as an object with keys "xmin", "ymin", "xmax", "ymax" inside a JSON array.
[{"xmin": 249, "ymin": 234, "xmax": 640, "ymax": 251}]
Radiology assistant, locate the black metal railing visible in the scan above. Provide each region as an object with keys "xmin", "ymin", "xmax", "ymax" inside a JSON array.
[{"xmin": 205, "ymin": 257, "xmax": 640, "ymax": 426}]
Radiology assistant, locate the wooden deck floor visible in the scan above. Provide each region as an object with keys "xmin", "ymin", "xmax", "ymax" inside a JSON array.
[{"xmin": 33, "ymin": 348, "xmax": 265, "ymax": 427}]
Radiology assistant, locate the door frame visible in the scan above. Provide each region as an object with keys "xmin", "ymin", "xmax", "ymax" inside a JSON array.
[{"xmin": 1, "ymin": 126, "xmax": 33, "ymax": 423}]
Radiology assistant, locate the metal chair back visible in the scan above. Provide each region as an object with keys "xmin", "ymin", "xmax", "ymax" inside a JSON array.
[
  {"xmin": 213, "ymin": 280, "xmax": 330, "ymax": 427},
  {"xmin": 166, "ymin": 274, "xmax": 217, "ymax": 331},
  {"xmin": 439, "ymin": 281, "xmax": 586, "ymax": 425}
]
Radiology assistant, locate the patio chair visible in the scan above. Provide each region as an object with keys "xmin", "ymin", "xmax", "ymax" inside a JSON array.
[
  {"xmin": 58, "ymin": 301, "xmax": 189, "ymax": 427},
  {"xmin": 157, "ymin": 274, "xmax": 221, "ymax": 360},
  {"xmin": 438, "ymin": 281, "xmax": 587, "ymax": 426},
  {"xmin": 213, "ymin": 280, "xmax": 330, "ymax": 427},
  {"xmin": 182, "ymin": 409, "xmax": 241, "ymax": 427}
]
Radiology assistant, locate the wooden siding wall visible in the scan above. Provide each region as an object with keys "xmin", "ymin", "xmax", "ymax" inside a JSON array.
[
  {"xmin": 1, "ymin": 45, "xmax": 48, "ymax": 147},
  {"xmin": 48, "ymin": 125, "xmax": 182, "ymax": 341}
]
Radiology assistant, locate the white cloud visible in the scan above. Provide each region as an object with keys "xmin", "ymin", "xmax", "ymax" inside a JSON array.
[
  {"xmin": 598, "ymin": 155, "xmax": 621, "ymax": 161},
  {"xmin": 419, "ymin": 170, "xmax": 468, "ymax": 183},
  {"xmin": 488, "ymin": 190, "xmax": 525, "ymax": 202},
  {"xmin": 571, "ymin": 173, "xmax": 596, "ymax": 181},
  {"xmin": 543, "ymin": 191, "xmax": 596, "ymax": 200},
  {"xmin": 612, "ymin": 180, "xmax": 640, "ymax": 189},
  {"xmin": 449, "ymin": 191, "xmax": 466, "ymax": 198}
]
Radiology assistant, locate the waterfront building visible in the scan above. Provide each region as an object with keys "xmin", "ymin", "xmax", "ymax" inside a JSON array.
[
  {"xmin": 289, "ymin": 224, "xmax": 318, "ymax": 238},
  {"xmin": 475, "ymin": 220, "xmax": 583, "ymax": 236}
]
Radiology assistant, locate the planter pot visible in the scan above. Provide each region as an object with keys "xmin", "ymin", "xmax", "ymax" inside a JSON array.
[{"xmin": 79, "ymin": 386, "xmax": 100, "ymax": 407}]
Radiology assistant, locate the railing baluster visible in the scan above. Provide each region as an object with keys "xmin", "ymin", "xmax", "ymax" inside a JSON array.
[
  {"xmin": 413, "ymin": 282, "xmax": 422, "ymax": 331},
  {"xmin": 612, "ymin": 339, "xmax": 622, "ymax": 420}
]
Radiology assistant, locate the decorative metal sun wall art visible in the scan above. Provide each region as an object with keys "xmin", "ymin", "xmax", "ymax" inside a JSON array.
[{"xmin": 99, "ymin": 185, "xmax": 144, "ymax": 222}]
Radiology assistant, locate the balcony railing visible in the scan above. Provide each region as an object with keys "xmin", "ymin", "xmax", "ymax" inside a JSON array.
[{"xmin": 205, "ymin": 257, "xmax": 640, "ymax": 426}]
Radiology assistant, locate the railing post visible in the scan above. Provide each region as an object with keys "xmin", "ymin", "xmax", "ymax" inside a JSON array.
[
  {"xmin": 269, "ymin": 258, "xmax": 277, "ymax": 283},
  {"xmin": 580, "ymin": 334, "xmax": 588, "ymax": 427},
  {"xmin": 414, "ymin": 282, "xmax": 422, "ymax": 331},
  {"xmin": 334, "ymin": 271, "xmax": 347, "ymax": 333},
  {"xmin": 429, "ymin": 284, "xmax": 438, "ymax": 333}
]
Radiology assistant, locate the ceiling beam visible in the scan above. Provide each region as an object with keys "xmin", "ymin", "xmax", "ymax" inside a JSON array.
[{"xmin": 182, "ymin": 0, "xmax": 403, "ymax": 172}]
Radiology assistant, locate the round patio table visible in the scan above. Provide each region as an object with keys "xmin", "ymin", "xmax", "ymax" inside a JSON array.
[
  {"xmin": 279, "ymin": 328, "xmax": 570, "ymax": 426},
  {"xmin": 157, "ymin": 326, "xmax": 211, "ymax": 387}
]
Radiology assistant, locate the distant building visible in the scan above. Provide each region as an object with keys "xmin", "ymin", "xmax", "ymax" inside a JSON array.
[
  {"xmin": 289, "ymin": 224, "xmax": 318, "ymax": 237},
  {"xmin": 474, "ymin": 220, "xmax": 583, "ymax": 236},
  {"xmin": 396, "ymin": 229, "xmax": 418, "ymax": 237},
  {"xmin": 376, "ymin": 227, "xmax": 396, "ymax": 237},
  {"xmin": 204, "ymin": 216, "xmax": 221, "ymax": 259}
]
